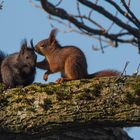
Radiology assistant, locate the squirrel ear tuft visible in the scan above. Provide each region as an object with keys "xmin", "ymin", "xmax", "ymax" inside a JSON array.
[
  {"xmin": 48, "ymin": 28, "xmax": 58, "ymax": 44},
  {"xmin": 20, "ymin": 39, "xmax": 28, "ymax": 54},
  {"xmin": 30, "ymin": 39, "xmax": 35, "ymax": 51}
]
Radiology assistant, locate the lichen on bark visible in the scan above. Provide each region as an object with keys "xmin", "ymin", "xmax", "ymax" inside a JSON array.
[{"xmin": 0, "ymin": 76, "xmax": 139, "ymax": 139}]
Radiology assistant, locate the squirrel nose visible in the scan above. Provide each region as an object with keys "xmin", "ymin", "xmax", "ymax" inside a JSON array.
[
  {"xmin": 34, "ymin": 45, "xmax": 38, "ymax": 52},
  {"xmin": 34, "ymin": 45, "xmax": 44, "ymax": 56}
]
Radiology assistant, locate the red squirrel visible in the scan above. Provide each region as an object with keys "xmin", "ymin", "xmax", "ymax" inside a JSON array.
[{"xmin": 32, "ymin": 29, "xmax": 120, "ymax": 83}]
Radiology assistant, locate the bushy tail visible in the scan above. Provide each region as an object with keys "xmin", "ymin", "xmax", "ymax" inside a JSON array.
[
  {"xmin": 0, "ymin": 50, "xmax": 6, "ymax": 64},
  {"xmin": 0, "ymin": 50, "xmax": 7, "ymax": 82},
  {"xmin": 88, "ymin": 70, "xmax": 120, "ymax": 78}
]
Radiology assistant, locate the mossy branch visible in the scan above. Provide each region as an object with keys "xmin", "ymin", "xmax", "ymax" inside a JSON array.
[{"xmin": 0, "ymin": 76, "xmax": 140, "ymax": 136}]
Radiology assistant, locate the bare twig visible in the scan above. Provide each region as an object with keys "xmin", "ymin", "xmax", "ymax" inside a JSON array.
[
  {"xmin": 29, "ymin": 0, "xmax": 43, "ymax": 10},
  {"xmin": 128, "ymin": 0, "xmax": 131, "ymax": 7},
  {"xmin": 0, "ymin": 1, "xmax": 4, "ymax": 10},
  {"xmin": 136, "ymin": 63, "xmax": 140, "ymax": 75},
  {"xmin": 76, "ymin": 2, "xmax": 84, "ymax": 24},
  {"xmin": 78, "ymin": 0, "xmax": 139, "ymax": 37},
  {"xmin": 121, "ymin": 0, "xmax": 140, "ymax": 28},
  {"xmin": 74, "ymin": 15, "xmax": 105, "ymax": 31},
  {"xmin": 107, "ymin": 11, "xmax": 118, "ymax": 32},
  {"xmin": 121, "ymin": 61, "xmax": 130, "ymax": 76},
  {"xmin": 55, "ymin": 0, "xmax": 63, "ymax": 7},
  {"xmin": 105, "ymin": 0, "xmax": 139, "ymax": 28},
  {"xmin": 30, "ymin": 0, "xmax": 140, "ymax": 52},
  {"xmin": 132, "ymin": 63, "xmax": 140, "ymax": 76},
  {"xmin": 99, "ymin": 36, "xmax": 104, "ymax": 53}
]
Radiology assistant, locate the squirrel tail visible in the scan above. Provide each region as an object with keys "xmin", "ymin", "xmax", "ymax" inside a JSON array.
[
  {"xmin": 0, "ymin": 50, "xmax": 6, "ymax": 65},
  {"xmin": 0, "ymin": 50, "xmax": 7, "ymax": 82},
  {"xmin": 87, "ymin": 70, "xmax": 120, "ymax": 78}
]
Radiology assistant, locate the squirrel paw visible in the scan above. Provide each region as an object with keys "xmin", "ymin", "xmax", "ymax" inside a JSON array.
[
  {"xmin": 43, "ymin": 73, "xmax": 49, "ymax": 81},
  {"xmin": 55, "ymin": 77, "xmax": 66, "ymax": 84}
]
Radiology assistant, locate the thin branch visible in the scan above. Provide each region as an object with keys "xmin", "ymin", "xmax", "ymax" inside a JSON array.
[
  {"xmin": 76, "ymin": 1, "xmax": 84, "ymax": 24},
  {"xmin": 107, "ymin": 11, "xmax": 118, "ymax": 32},
  {"xmin": 78, "ymin": 0, "xmax": 139, "ymax": 38},
  {"xmin": 121, "ymin": 0, "xmax": 140, "ymax": 28},
  {"xmin": 48, "ymin": 15, "xmax": 109, "ymax": 44},
  {"xmin": 128, "ymin": 0, "xmax": 131, "ymax": 7},
  {"xmin": 48, "ymin": 15, "xmax": 120, "ymax": 51},
  {"xmin": 30, "ymin": 0, "xmax": 140, "ymax": 51},
  {"xmin": 40, "ymin": 0, "xmax": 138, "ymax": 45},
  {"xmin": 136, "ymin": 63, "xmax": 140, "ymax": 75},
  {"xmin": 132, "ymin": 63, "xmax": 140, "ymax": 76},
  {"xmin": 0, "ymin": 1, "xmax": 4, "ymax": 10},
  {"xmin": 40, "ymin": 1, "xmax": 109, "ymax": 36},
  {"xmin": 105, "ymin": 0, "xmax": 140, "ymax": 28},
  {"xmin": 55, "ymin": 0, "xmax": 63, "ymax": 7},
  {"xmin": 121, "ymin": 61, "xmax": 130, "ymax": 76},
  {"xmin": 99, "ymin": 36, "xmax": 104, "ymax": 53},
  {"xmin": 29, "ymin": 0, "xmax": 43, "ymax": 10},
  {"xmin": 118, "ymin": 20, "xmax": 130, "ymax": 34},
  {"xmin": 74, "ymin": 15, "xmax": 105, "ymax": 31}
]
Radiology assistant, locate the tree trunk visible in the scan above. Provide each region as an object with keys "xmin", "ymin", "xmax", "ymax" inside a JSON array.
[{"xmin": 1, "ymin": 76, "xmax": 139, "ymax": 139}]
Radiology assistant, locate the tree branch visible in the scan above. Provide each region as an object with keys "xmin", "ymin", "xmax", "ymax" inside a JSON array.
[
  {"xmin": 105, "ymin": 0, "xmax": 140, "ymax": 28},
  {"xmin": 78, "ymin": 0, "xmax": 139, "ymax": 37},
  {"xmin": 32, "ymin": 0, "xmax": 140, "ymax": 52},
  {"xmin": 39, "ymin": 0, "xmax": 138, "ymax": 48},
  {"xmin": 1, "ymin": 76, "xmax": 140, "ymax": 135},
  {"xmin": 121, "ymin": 0, "xmax": 140, "ymax": 28},
  {"xmin": 0, "ymin": 1, "xmax": 3, "ymax": 10}
]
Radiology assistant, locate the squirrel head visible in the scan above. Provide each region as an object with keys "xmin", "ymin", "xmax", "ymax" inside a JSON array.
[
  {"xmin": 34, "ymin": 28, "xmax": 60, "ymax": 56},
  {"xmin": 18, "ymin": 39, "xmax": 37, "ymax": 68}
]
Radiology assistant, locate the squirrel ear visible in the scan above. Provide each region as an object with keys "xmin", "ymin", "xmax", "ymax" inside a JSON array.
[
  {"xmin": 30, "ymin": 39, "xmax": 35, "ymax": 51},
  {"xmin": 48, "ymin": 28, "xmax": 58, "ymax": 45},
  {"xmin": 20, "ymin": 39, "xmax": 28, "ymax": 54}
]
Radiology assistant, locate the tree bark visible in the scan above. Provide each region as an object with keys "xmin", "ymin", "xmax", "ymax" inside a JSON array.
[{"xmin": 1, "ymin": 76, "xmax": 139, "ymax": 139}]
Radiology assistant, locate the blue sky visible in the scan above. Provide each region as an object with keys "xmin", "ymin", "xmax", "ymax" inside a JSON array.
[{"xmin": 0, "ymin": 0, "xmax": 140, "ymax": 139}]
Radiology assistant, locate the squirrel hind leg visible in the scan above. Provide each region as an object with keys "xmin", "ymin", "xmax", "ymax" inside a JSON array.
[
  {"xmin": 55, "ymin": 71, "xmax": 86, "ymax": 84},
  {"xmin": 63, "ymin": 56, "xmax": 88, "ymax": 80},
  {"xmin": 55, "ymin": 77, "xmax": 73, "ymax": 84}
]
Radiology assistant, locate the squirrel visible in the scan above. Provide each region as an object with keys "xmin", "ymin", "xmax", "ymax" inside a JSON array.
[
  {"xmin": 0, "ymin": 40, "xmax": 37, "ymax": 88},
  {"xmin": 32, "ymin": 29, "xmax": 120, "ymax": 83}
]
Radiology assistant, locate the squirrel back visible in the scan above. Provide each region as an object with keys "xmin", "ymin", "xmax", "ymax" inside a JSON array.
[
  {"xmin": 1, "ymin": 40, "xmax": 37, "ymax": 88},
  {"xmin": 33, "ymin": 29, "xmax": 120, "ymax": 83}
]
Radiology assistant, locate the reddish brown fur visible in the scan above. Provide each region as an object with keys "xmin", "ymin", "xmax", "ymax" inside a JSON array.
[
  {"xmin": 88, "ymin": 70, "xmax": 120, "ymax": 78},
  {"xmin": 34, "ymin": 29, "xmax": 120, "ymax": 83}
]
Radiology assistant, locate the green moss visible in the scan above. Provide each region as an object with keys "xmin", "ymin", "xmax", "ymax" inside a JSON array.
[
  {"xmin": 14, "ymin": 97, "xmax": 23, "ymax": 103},
  {"xmin": 134, "ymin": 87, "xmax": 140, "ymax": 96},
  {"xmin": 21, "ymin": 98, "xmax": 35, "ymax": 105},
  {"xmin": 0, "ymin": 83, "xmax": 6, "ymax": 93},
  {"xmin": 40, "ymin": 98, "xmax": 52, "ymax": 111},
  {"xmin": 125, "ymin": 92, "xmax": 135, "ymax": 104},
  {"xmin": 74, "ymin": 84, "xmax": 102, "ymax": 100},
  {"xmin": 55, "ymin": 84, "xmax": 73, "ymax": 100},
  {"xmin": 0, "ymin": 95, "xmax": 8, "ymax": 108},
  {"xmin": 43, "ymin": 86, "xmax": 56, "ymax": 95},
  {"xmin": 91, "ymin": 84, "xmax": 102, "ymax": 97},
  {"xmin": 80, "ymin": 79, "xmax": 90, "ymax": 83},
  {"xmin": 75, "ymin": 92, "xmax": 95, "ymax": 100},
  {"xmin": 26, "ymin": 106, "xmax": 36, "ymax": 112},
  {"xmin": 56, "ymin": 91, "xmax": 72, "ymax": 100},
  {"xmin": 24, "ymin": 83, "xmax": 60, "ymax": 95},
  {"xmin": 16, "ymin": 106, "xmax": 25, "ymax": 111}
]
